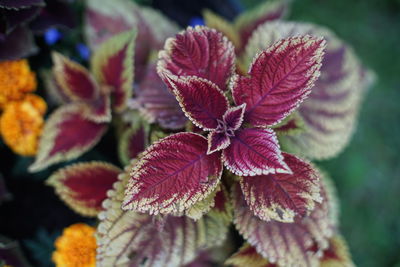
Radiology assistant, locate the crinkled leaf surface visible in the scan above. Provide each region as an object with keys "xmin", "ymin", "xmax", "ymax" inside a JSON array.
[
  {"xmin": 91, "ymin": 30, "xmax": 136, "ymax": 112},
  {"xmin": 158, "ymin": 26, "xmax": 235, "ymax": 91},
  {"xmin": 97, "ymin": 169, "xmax": 230, "ymax": 267},
  {"xmin": 46, "ymin": 161, "xmax": 121, "ymax": 216},
  {"xmin": 29, "ymin": 104, "xmax": 107, "ymax": 172},
  {"xmin": 122, "ymin": 132, "xmax": 223, "ymax": 215},
  {"xmin": 222, "ymin": 128, "xmax": 290, "ymax": 176},
  {"xmin": 167, "ymin": 76, "xmax": 229, "ymax": 130},
  {"xmin": 240, "ymin": 152, "xmax": 321, "ymax": 222},
  {"xmin": 233, "ymin": 35, "xmax": 326, "ymax": 127},
  {"xmin": 232, "ymin": 176, "xmax": 336, "ymax": 267},
  {"xmin": 244, "ymin": 21, "xmax": 373, "ymax": 159}
]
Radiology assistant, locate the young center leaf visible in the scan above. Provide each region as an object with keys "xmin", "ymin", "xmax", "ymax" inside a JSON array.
[
  {"xmin": 222, "ymin": 128, "xmax": 290, "ymax": 176},
  {"xmin": 29, "ymin": 104, "xmax": 107, "ymax": 172},
  {"xmin": 158, "ymin": 26, "xmax": 235, "ymax": 91},
  {"xmin": 52, "ymin": 52, "xmax": 100, "ymax": 102},
  {"xmin": 91, "ymin": 30, "xmax": 136, "ymax": 112},
  {"xmin": 46, "ymin": 161, "xmax": 121, "ymax": 216},
  {"xmin": 167, "ymin": 76, "xmax": 229, "ymax": 130},
  {"xmin": 240, "ymin": 152, "xmax": 322, "ymax": 222},
  {"xmin": 122, "ymin": 132, "xmax": 223, "ymax": 215},
  {"xmin": 232, "ymin": 177, "xmax": 336, "ymax": 267},
  {"xmin": 232, "ymin": 35, "xmax": 326, "ymax": 127}
]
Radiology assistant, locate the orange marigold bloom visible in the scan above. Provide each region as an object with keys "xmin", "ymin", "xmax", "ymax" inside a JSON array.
[
  {"xmin": 0, "ymin": 59, "xmax": 37, "ymax": 109},
  {"xmin": 52, "ymin": 223, "xmax": 97, "ymax": 267},
  {"xmin": 0, "ymin": 94, "xmax": 47, "ymax": 156}
]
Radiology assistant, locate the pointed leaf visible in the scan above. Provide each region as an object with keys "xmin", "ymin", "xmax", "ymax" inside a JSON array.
[
  {"xmin": 122, "ymin": 132, "xmax": 223, "ymax": 215},
  {"xmin": 233, "ymin": 35, "xmax": 326, "ymax": 127},
  {"xmin": 132, "ymin": 64, "xmax": 187, "ymax": 130},
  {"xmin": 232, "ymin": 176, "xmax": 336, "ymax": 267},
  {"xmin": 240, "ymin": 152, "xmax": 321, "ymax": 222},
  {"xmin": 320, "ymin": 235, "xmax": 355, "ymax": 267},
  {"xmin": 222, "ymin": 128, "xmax": 290, "ymax": 176},
  {"xmin": 244, "ymin": 21, "xmax": 373, "ymax": 159},
  {"xmin": 167, "ymin": 76, "xmax": 229, "ymax": 130},
  {"xmin": 91, "ymin": 30, "xmax": 136, "ymax": 112},
  {"xmin": 52, "ymin": 52, "xmax": 100, "ymax": 102},
  {"xmin": 225, "ymin": 243, "xmax": 272, "ymax": 267},
  {"xmin": 207, "ymin": 131, "xmax": 230, "ymax": 155},
  {"xmin": 118, "ymin": 120, "xmax": 148, "ymax": 166},
  {"xmin": 97, "ymin": 168, "xmax": 230, "ymax": 266},
  {"xmin": 223, "ymin": 104, "xmax": 246, "ymax": 131},
  {"xmin": 158, "ymin": 26, "xmax": 235, "ymax": 90},
  {"xmin": 83, "ymin": 92, "xmax": 112, "ymax": 123},
  {"xmin": 29, "ymin": 104, "xmax": 107, "ymax": 172},
  {"xmin": 46, "ymin": 161, "xmax": 121, "ymax": 216},
  {"xmin": 235, "ymin": 0, "xmax": 290, "ymax": 52}
]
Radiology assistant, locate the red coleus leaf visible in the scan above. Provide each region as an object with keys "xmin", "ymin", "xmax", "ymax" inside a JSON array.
[
  {"xmin": 225, "ymin": 243, "xmax": 273, "ymax": 267},
  {"xmin": 232, "ymin": 35, "xmax": 326, "ymax": 127},
  {"xmin": 232, "ymin": 176, "xmax": 336, "ymax": 267},
  {"xmin": 122, "ymin": 132, "xmax": 223, "ymax": 215},
  {"xmin": 240, "ymin": 152, "xmax": 322, "ymax": 222},
  {"xmin": 207, "ymin": 131, "xmax": 231, "ymax": 154},
  {"xmin": 52, "ymin": 52, "xmax": 100, "ymax": 102},
  {"xmin": 29, "ymin": 104, "xmax": 107, "ymax": 172},
  {"xmin": 91, "ymin": 30, "xmax": 136, "ymax": 112},
  {"xmin": 83, "ymin": 91, "xmax": 112, "ymax": 123},
  {"xmin": 97, "ymin": 170, "xmax": 230, "ymax": 266},
  {"xmin": 46, "ymin": 161, "xmax": 121, "ymax": 216},
  {"xmin": 222, "ymin": 128, "xmax": 290, "ymax": 176},
  {"xmin": 158, "ymin": 26, "xmax": 235, "ymax": 90},
  {"xmin": 223, "ymin": 104, "xmax": 246, "ymax": 131},
  {"xmin": 132, "ymin": 64, "xmax": 187, "ymax": 130},
  {"xmin": 167, "ymin": 76, "xmax": 229, "ymax": 130}
]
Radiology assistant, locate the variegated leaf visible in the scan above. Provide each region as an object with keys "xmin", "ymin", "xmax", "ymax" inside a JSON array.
[
  {"xmin": 320, "ymin": 235, "xmax": 355, "ymax": 267},
  {"xmin": 46, "ymin": 162, "xmax": 121, "ymax": 216},
  {"xmin": 185, "ymin": 186, "xmax": 219, "ymax": 220},
  {"xmin": 122, "ymin": 132, "xmax": 223, "ymax": 215},
  {"xmin": 131, "ymin": 64, "xmax": 187, "ymax": 130},
  {"xmin": 167, "ymin": 76, "xmax": 229, "ymax": 130},
  {"xmin": 118, "ymin": 120, "xmax": 148, "ymax": 166},
  {"xmin": 85, "ymin": 0, "xmax": 178, "ymax": 81},
  {"xmin": 232, "ymin": 176, "xmax": 337, "ymax": 267},
  {"xmin": 158, "ymin": 26, "xmax": 235, "ymax": 91},
  {"xmin": 273, "ymin": 113, "xmax": 305, "ymax": 136},
  {"xmin": 222, "ymin": 128, "xmax": 290, "ymax": 176},
  {"xmin": 91, "ymin": 30, "xmax": 136, "ymax": 112},
  {"xmin": 223, "ymin": 104, "xmax": 246, "ymax": 132},
  {"xmin": 233, "ymin": 35, "xmax": 326, "ymax": 127},
  {"xmin": 240, "ymin": 152, "xmax": 321, "ymax": 223},
  {"xmin": 235, "ymin": 0, "xmax": 290, "ymax": 53},
  {"xmin": 83, "ymin": 91, "xmax": 112, "ymax": 123},
  {"xmin": 225, "ymin": 243, "xmax": 273, "ymax": 267},
  {"xmin": 29, "ymin": 104, "xmax": 107, "ymax": 172},
  {"xmin": 97, "ymin": 167, "xmax": 230, "ymax": 266},
  {"xmin": 52, "ymin": 52, "xmax": 100, "ymax": 102},
  {"xmin": 207, "ymin": 131, "xmax": 231, "ymax": 155},
  {"xmin": 244, "ymin": 21, "xmax": 373, "ymax": 159}
]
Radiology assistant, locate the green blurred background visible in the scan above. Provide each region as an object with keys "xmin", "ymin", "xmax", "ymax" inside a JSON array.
[{"xmin": 266, "ymin": 0, "xmax": 400, "ymax": 266}]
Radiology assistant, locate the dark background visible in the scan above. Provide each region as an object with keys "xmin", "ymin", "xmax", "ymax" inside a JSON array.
[{"xmin": 1, "ymin": 0, "xmax": 399, "ymax": 266}]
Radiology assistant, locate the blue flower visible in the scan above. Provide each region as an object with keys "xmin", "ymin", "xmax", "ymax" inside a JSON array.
[
  {"xmin": 76, "ymin": 43, "xmax": 90, "ymax": 61},
  {"xmin": 189, "ymin": 17, "xmax": 205, "ymax": 27},
  {"xmin": 44, "ymin": 28, "xmax": 62, "ymax": 45}
]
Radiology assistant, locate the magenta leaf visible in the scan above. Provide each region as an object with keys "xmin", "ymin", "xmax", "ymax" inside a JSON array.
[
  {"xmin": 46, "ymin": 161, "xmax": 121, "ymax": 216},
  {"xmin": 232, "ymin": 178, "xmax": 336, "ymax": 267},
  {"xmin": 223, "ymin": 104, "xmax": 246, "ymax": 131},
  {"xmin": 240, "ymin": 152, "xmax": 322, "ymax": 222},
  {"xmin": 122, "ymin": 132, "xmax": 223, "ymax": 215},
  {"xmin": 233, "ymin": 35, "xmax": 326, "ymax": 127},
  {"xmin": 132, "ymin": 64, "xmax": 187, "ymax": 130},
  {"xmin": 167, "ymin": 76, "xmax": 229, "ymax": 130},
  {"xmin": 29, "ymin": 104, "xmax": 107, "ymax": 172},
  {"xmin": 158, "ymin": 26, "xmax": 235, "ymax": 90},
  {"xmin": 52, "ymin": 52, "xmax": 100, "ymax": 102},
  {"xmin": 222, "ymin": 128, "xmax": 290, "ymax": 176},
  {"xmin": 207, "ymin": 131, "xmax": 231, "ymax": 155}
]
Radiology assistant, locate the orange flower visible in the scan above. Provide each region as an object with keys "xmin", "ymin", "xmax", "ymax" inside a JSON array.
[
  {"xmin": 0, "ymin": 59, "xmax": 37, "ymax": 109},
  {"xmin": 52, "ymin": 223, "xmax": 97, "ymax": 267},
  {"xmin": 0, "ymin": 94, "xmax": 47, "ymax": 156}
]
